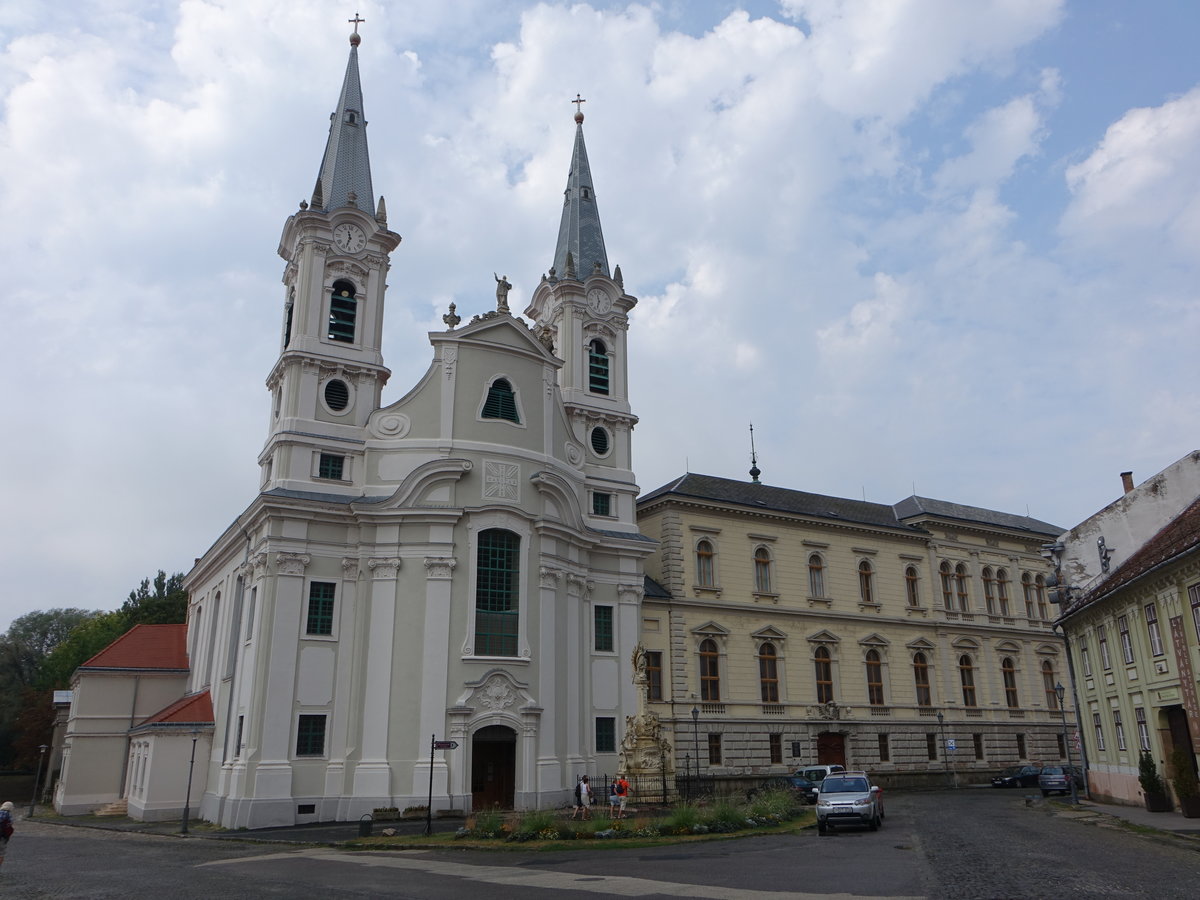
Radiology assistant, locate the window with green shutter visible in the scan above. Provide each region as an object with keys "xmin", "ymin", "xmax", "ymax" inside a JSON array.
[
  {"xmin": 318, "ymin": 453, "xmax": 344, "ymax": 480},
  {"xmin": 296, "ymin": 714, "xmax": 327, "ymax": 756},
  {"xmin": 481, "ymin": 378, "xmax": 520, "ymax": 423},
  {"xmin": 588, "ymin": 339, "xmax": 609, "ymax": 395},
  {"xmin": 594, "ymin": 606, "xmax": 613, "ymax": 652},
  {"xmin": 306, "ymin": 582, "xmax": 335, "ymax": 636},
  {"xmin": 475, "ymin": 529, "xmax": 520, "ymax": 656},
  {"xmin": 592, "ymin": 492, "xmax": 612, "ymax": 516},
  {"xmin": 327, "ymin": 280, "xmax": 357, "ymax": 343}
]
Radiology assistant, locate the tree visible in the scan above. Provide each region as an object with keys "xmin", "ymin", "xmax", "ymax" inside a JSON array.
[
  {"xmin": 36, "ymin": 612, "xmax": 131, "ymax": 691},
  {"xmin": 120, "ymin": 571, "xmax": 188, "ymax": 626}
]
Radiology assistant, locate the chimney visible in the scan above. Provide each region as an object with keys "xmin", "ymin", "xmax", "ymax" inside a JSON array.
[{"xmin": 1120, "ymin": 471, "xmax": 1134, "ymax": 494}]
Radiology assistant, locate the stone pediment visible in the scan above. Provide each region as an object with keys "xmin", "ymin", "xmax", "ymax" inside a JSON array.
[
  {"xmin": 906, "ymin": 637, "xmax": 937, "ymax": 651},
  {"xmin": 440, "ymin": 312, "xmax": 561, "ymax": 365},
  {"xmin": 751, "ymin": 625, "xmax": 788, "ymax": 643},
  {"xmin": 455, "ymin": 669, "xmax": 536, "ymax": 712},
  {"xmin": 692, "ymin": 621, "xmax": 730, "ymax": 638},
  {"xmin": 858, "ymin": 633, "xmax": 890, "ymax": 647},
  {"xmin": 807, "ymin": 629, "xmax": 840, "ymax": 645},
  {"xmin": 951, "ymin": 636, "xmax": 980, "ymax": 651},
  {"xmin": 1034, "ymin": 642, "xmax": 1062, "ymax": 657},
  {"xmin": 994, "ymin": 640, "xmax": 1021, "ymax": 654}
]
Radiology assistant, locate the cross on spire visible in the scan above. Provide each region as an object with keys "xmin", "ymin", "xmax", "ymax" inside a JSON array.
[
  {"xmin": 349, "ymin": 11, "xmax": 365, "ymax": 32},
  {"xmin": 572, "ymin": 93, "xmax": 586, "ymax": 123}
]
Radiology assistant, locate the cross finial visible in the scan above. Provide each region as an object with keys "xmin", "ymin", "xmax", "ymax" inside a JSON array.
[
  {"xmin": 572, "ymin": 93, "xmax": 586, "ymax": 123},
  {"xmin": 349, "ymin": 12, "xmax": 365, "ymax": 31}
]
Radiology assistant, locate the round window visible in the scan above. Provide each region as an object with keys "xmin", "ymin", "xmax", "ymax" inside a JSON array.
[
  {"xmin": 590, "ymin": 426, "xmax": 610, "ymax": 456},
  {"xmin": 324, "ymin": 379, "xmax": 350, "ymax": 411}
]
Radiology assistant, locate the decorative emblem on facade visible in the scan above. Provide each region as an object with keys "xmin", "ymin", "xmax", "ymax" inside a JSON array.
[
  {"xmin": 564, "ymin": 442, "xmax": 584, "ymax": 468},
  {"xmin": 443, "ymin": 345, "xmax": 457, "ymax": 380},
  {"xmin": 807, "ymin": 701, "xmax": 852, "ymax": 720},
  {"xmin": 483, "ymin": 460, "xmax": 520, "ymax": 501},
  {"xmin": 373, "ymin": 413, "xmax": 410, "ymax": 438},
  {"xmin": 275, "ymin": 552, "xmax": 311, "ymax": 576},
  {"xmin": 367, "ymin": 557, "xmax": 402, "ymax": 579},
  {"xmin": 477, "ymin": 675, "xmax": 517, "ymax": 710},
  {"xmin": 423, "ymin": 557, "xmax": 457, "ymax": 580}
]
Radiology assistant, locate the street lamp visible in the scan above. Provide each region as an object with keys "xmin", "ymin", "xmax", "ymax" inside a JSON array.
[
  {"xmin": 1055, "ymin": 682, "xmax": 1079, "ymax": 805},
  {"xmin": 181, "ymin": 730, "xmax": 200, "ymax": 835},
  {"xmin": 691, "ymin": 704, "xmax": 700, "ymax": 797},
  {"xmin": 27, "ymin": 744, "xmax": 48, "ymax": 818},
  {"xmin": 936, "ymin": 711, "xmax": 952, "ymax": 789}
]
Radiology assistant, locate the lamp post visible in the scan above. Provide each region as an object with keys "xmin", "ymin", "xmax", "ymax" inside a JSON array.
[
  {"xmin": 181, "ymin": 730, "xmax": 199, "ymax": 835},
  {"xmin": 936, "ymin": 711, "xmax": 952, "ymax": 789},
  {"xmin": 691, "ymin": 704, "xmax": 700, "ymax": 798},
  {"xmin": 1055, "ymin": 682, "xmax": 1079, "ymax": 805},
  {"xmin": 27, "ymin": 744, "xmax": 48, "ymax": 818}
]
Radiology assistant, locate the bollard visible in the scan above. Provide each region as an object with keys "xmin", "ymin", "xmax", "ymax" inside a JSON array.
[{"xmin": 358, "ymin": 813, "xmax": 373, "ymax": 837}]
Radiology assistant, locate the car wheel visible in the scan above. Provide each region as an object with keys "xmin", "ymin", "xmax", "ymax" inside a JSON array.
[{"xmin": 868, "ymin": 815, "xmax": 878, "ymax": 832}]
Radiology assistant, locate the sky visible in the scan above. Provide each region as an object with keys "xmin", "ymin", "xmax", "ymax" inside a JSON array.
[{"xmin": 2, "ymin": 0, "xmax": 1199, "ymax": 633}]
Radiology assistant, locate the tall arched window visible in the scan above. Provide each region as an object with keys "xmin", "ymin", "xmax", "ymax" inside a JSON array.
[
  {"xmin": 982, "ymin": 567, "xmax": 996, "ymax": 615},
  {"xmin": 1001, "ymin": 657, "xmax": 1019, "ymax": 708},
  {"xmin": 700, "ymin": 638, "xmax": 720, "ymax": 701},
  {"xmin": 587, "ymin": 339, "xmax": 610, "ymax": 395},
  {"xmin": 327, "ymin": 279, "xmax": 357, "ymax": 343},
  {"xmin": 475, "ymin": 528, "xmax": 520, "ymax": 656},
  {"xmin": 913, "ymin": 652, "xmax": 932, "ymax": 707},
  {"xmin": 1035, "ymin": 575, "xmax": 1048, "ymax": 619},
  {"xmin": 758, "ymin": 642, "xmax": 779, "ymax": 702},
  {"xmin": 955, "ymin": 564, "xmax": 970, "ymax": 611},
  {"xmin": 905, "ymin": 566, "xmax": 921, "ymax": 607},
  {"xmin": 865, "ymin": 649, "xmax": 884, "ymax": 706},
  {"xmin": 808, "ymin": 554, "xmax": 825, "ymax": 598},
  {"xmin": 1042, "ymin": 660, "xmax": 1058, "ymax": 709},
  {"xmin": 696, "ymin": 540, "xmax": 715, "ymax": 587},
  {"xmin": 858, "ymin": 560, "xmax": 874, "ymax": 605},
  {"xmin": 959, "ymin": 654, "xmax": 977, "ymax": 707},
  {"xmin": 1022, "ymin": 573, "xmax": 1035, "ymax": 617},
  {"xmin": 996, "ymin": 569, "xmax": 1011, "ymax": 617},
  {"xmin": 754, "ymin": 547, "xmax": 772, "ymax": 593},
  {"xmin": 482, "ymin": 378, "xmax": 520, "ymax": 423},
  {"xmin": 940, "ymin": 562, "xmax": 954, "ymax": 610},
  {"xmin": 814, "ymin": 647, "xmax": 833, "ymax": 703}
]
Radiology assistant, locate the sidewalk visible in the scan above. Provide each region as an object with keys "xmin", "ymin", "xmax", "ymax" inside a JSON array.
[{"xmin": 1053, "ymin": 796, "xmax": 1200, "ymax": 841}]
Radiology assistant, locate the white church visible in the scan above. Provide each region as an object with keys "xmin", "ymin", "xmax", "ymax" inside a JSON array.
[{"xmin": 55, "ymin": 26, "xmax": 652, "ymax": 828}]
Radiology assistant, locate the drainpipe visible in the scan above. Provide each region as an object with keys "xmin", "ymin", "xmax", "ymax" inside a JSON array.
[
  {"xmin": 119, "ymin": 674, "xmax": 142, "ymax": 797},
  {"xmin": 1053, "ymin": 621, "xmax": 1091, "ymax": 800}
]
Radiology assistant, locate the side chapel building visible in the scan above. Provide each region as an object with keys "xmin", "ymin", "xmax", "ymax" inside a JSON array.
[{"xmin": 57, "ymin": 27, "xmax": 652, "ymax": 828}]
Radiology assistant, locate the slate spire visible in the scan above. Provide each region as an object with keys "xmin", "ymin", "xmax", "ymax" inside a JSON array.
[
  {"xmin": 552, "ymin": 98, "xmax": 609, "ymax": 279},
  {"xmin": 311, "ymin": 26, "xmax": 375, "ymax": 214}
]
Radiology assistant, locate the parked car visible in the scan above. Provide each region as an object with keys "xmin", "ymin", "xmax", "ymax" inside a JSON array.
[
  {"xmin": 1038, "ymin": 765, "xmax": 1084, "ymax": 796},
  {"xmin": 991, "ymin": 765, "xmax": 1042, "ymax": 788},
  {"xmin": 747, "ymin": 775, "xmax": 818, "ymax": 803},
  {"xmin": 816, "ymin": 771, "xmax": 884, "ymax": 834},
  {"xmin": 796, "ymin": 764, "xmax": 845, "ymax": 785}
]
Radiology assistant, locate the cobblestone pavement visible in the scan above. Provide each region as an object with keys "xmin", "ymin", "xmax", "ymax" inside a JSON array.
[{"xmin": 3, "ymin": 790, "xmax": 1200, "ymax": 898}]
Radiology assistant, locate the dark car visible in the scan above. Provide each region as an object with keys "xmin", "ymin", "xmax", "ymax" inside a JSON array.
[
  {"xmin": 1039, "ymin": 765, "xmax": 1084, "ymax": 796},
  {"xmin": 991, "ymin": 765, "xmax": 1042, "ymax": 788},
  {"xmin": 747, "ymin": 775, "xmax": 818, "ymax": 803}
]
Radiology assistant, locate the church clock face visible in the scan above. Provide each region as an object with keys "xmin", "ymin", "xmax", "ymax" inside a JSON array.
[
  {"xmin": 587, "ymin": 288, "xmax": 612, "ymax": 315},
  {"xmin": 333, "ymin": 223, "xmax": 366, "ymax": 253}
]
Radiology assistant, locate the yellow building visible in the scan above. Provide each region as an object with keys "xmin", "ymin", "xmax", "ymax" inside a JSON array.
[{"xmin": 637, "ymin": 473, "xmax": 1069, "ymax": 787}]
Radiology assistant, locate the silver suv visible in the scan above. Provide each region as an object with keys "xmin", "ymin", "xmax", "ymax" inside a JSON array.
[{"xmin": 815, "ymin": 771, "xmax": 884, "ymax": 835}]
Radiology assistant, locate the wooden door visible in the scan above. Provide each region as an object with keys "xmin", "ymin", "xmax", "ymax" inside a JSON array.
[{"xmin": 816, "ymin": 732, "xmax": 846, "ymax": 767}]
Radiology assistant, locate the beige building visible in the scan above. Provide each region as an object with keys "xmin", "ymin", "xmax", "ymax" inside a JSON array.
[
  {"xmin": 1054, "ymin": 454, "xmax": 1200, "ymax": 806},
  {"xmin": 636, "ymin": 473, "xmax": 1069, "ymax": 787}
]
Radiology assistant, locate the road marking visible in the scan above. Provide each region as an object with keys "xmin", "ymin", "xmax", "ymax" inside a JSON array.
[{"xmin": 202, "ymin": 848, "xmax": 921, "ymax": 899}]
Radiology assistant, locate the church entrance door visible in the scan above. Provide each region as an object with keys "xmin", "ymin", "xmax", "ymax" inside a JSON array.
[
  {"xmin": 471, "ymin": 725, "xmax": 516, "ymax": 810},
  {"xmin": 816, "ymin": 732, "xmax": 846, "ymax": 767}
]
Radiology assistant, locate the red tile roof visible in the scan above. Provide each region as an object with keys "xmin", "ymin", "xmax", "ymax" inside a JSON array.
[
  {"xmin": 80, "ymin": 623, "xmax": 189, "ymax": 671},
  {"xmin": 138, "ymin": 690, "xmax": 213, "ymax": 726},
  {"xmin": 1066, "ymin": 495, "xmax": 1200, "ymax": 615}
]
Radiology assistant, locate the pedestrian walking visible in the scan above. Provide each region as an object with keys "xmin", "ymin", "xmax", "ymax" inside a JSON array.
[
  {"xmin": 0, "ymin": 800, "xmax": 14, "ymax": 871},
  {"xmin": 608, "ymin": 778, "xmax": 620, "ymax": 819},
  {"xmin": 615, "ymin": 774, "xmax": 630, "ymax": 819},
  {"xmin": 571, "ymin": 775, "xmax": 593, "ymax": 820}
]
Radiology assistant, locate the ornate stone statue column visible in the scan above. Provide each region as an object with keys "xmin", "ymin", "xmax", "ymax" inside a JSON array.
[{"xmin": 619, "ymin": 643, "xmax": 674, "ymax": 779}]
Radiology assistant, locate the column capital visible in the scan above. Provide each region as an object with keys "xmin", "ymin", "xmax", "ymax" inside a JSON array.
[
  {"xmin": 276, "ymin": 552, "xmax": 311, "ymax": 576},
  {"xmin": 367, "ymin": 557, "xmax": 402, "ymax": 579}
]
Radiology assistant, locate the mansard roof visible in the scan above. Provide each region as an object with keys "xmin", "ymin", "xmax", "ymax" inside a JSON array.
[
  {"xmin": 79, "ymin": 624, "xmax": 189, "ymax": 671},
  {"xmin": 893, "ymin": 495, "xmax": 1061, "ymax": 537}
]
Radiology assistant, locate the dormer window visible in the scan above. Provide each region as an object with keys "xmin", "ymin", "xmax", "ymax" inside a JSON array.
[
  {"xmin": 328, "ymin": 280, "xmax": 357, "ymax": 343},
  {"xmin": 345, "ymin": 111, "xmax": 358, "ymax": 125},
  {"xmin": 482, "ymin": 378, "xmax": 520, "ymax": 423}
]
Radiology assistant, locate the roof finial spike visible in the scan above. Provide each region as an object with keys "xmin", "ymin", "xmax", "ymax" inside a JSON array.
[
  {"xmin": 572, "ymin": 93, "xmax": 586, "ymax": 124},
  {"xmin": 749, "ymin": 422, "xmax": 761, "ymax": 484},
  {"xmin": 349, "ymin": 12, "xmax": 364, "ymax": 46}
]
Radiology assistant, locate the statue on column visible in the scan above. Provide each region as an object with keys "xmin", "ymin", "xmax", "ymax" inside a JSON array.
[{"xmin": 619, "ymin": 643, "xmax": 674, "ymax": 777}]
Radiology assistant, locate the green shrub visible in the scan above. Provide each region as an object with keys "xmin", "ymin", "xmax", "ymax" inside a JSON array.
[
  {"xmin": 747, "ymin": 788, "xmax": 794, "ymax": 819},
  {"xmin": 663, "ymin": 802, "xmax": 702, "ymax": 834},
  {"xmin": 513, "ymin": 808, "xmax": 558, "ymax": 838},
  {"xmin": 703, "ymin": 799, "xmax": 747, "ymax": 832},
  {"xmin": 1139, "ymin": 750, "xmax": 1166, "ymax": 795}
]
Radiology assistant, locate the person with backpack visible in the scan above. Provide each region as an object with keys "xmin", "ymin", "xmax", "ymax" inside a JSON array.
[
  {"xmin": 0, "ymin": 800, "xmax": 14, "ymax": 870},
  {"xmin": 614, "ymin": 774, "xmax": 630, "ymax": 819},
  {"xmin": 571, "ymin": 775, "xmax": 592, "ymax": 820}
]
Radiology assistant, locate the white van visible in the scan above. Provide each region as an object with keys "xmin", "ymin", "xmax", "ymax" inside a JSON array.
[{"xmin": 796, "ymin": 764, "xmax": 845, "ymax": 784}]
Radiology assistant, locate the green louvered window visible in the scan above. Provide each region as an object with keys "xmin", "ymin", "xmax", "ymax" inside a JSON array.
[
  {"xmin": 328, "ymin": 280, "xmax": 357, "ymax": 343},
  {"xmin": 306, "ymin": 582, "xmax": 335, "ymax": 636},
  {"xmin": 475, "ymin": 529, "xmax": 520, "ymax": 656},
  {"xmin": 590, "ymin": 426, "xmax": 609, "ymax": 456},
  {"xmin": 482, "ymin": 378, "xmax": 520, "ymax": 423},
  {"xmin": 592, "ymin": 492, "xmax": 612, "ymax": 516},
  {"xmin": 317, "ymin": 453, "xmax": 344, "ymax": 480},
  {"xmin": 588, "ymin": 339, "xmax": 609, "ymax": 395}
]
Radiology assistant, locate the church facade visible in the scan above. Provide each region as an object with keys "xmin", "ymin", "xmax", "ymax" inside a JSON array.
[{"xmin": 176, "ymin": 29, "xmax": 650, "ymax": 828}]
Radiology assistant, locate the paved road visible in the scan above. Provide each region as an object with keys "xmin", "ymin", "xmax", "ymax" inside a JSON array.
[{"xmin": 4, "ymin": 790, "xmax": 1200, "ymax": 898}]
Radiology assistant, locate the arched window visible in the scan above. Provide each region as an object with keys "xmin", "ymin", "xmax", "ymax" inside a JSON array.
[
  {"xmin": 955, "ymin": 564, "xmax": 970, "ymax": 611},
  {"xmin": 700, "ymin": 638, "xmax": 720, "ymax": 701},
  {"xmin": 905, "ymin": 566, "xmax": 921, "ymax": 607},
  {"xmin": 913, "ymin": 652, "xmax": 932, "ymax": 707},
  {"xmin": 982, "ymin": 567, "xmax": 996, "ymax": 615},
  {"xmin": 808, "ymin": 554, "xmax": 825, "ymax": 598},
  {"xmin": 284, "ymin": 289, "xmax": 294, "ymax": 348},
  {"xmin": 865, "ymin": 649, "xmax": 884, "ymax": 706},
  {"xmin": 754, "ymin": 547, "xmax": 772, "ymax": 593},
  {"xmin": 588, "ymin": 339, "xmax": 610, "ymax": 395},
  {"xmin": 475, "ymin": 529, "xmax": 520, "ymax": 656},
  {"xmin": 1042, "ymin": 660, "xmax": 1058, "ymax": 709},
  {"xmin": 940, "ymin": 562, "xmax": 954, "ymax": 610},
  {"xmin": 1022, "ymin": 573, "xmax": 1035, "ymax": 617},
  {"xmin": 1035, "ymin": 575, "xmax": 1048, "ymax": 619},
  {"xmin": 696, "ymin": 540, "xmax": 715, "ymax": 587},
  {"xmin": 327, "ymin": 279, "xmax": 357, "ymax": 343},
  {"xmin": 814, "ymin": 647, "xmax": 833, "ymax": 703},
  {"xmin": 482, "ymin": 378, "xmax": 520, "ymax": 423},
  {"xmin": 1001, "ymin": 657, "xmax": 1019, "ymax": 708},
  {"xmin": 858, "ymin": 560, "xmax": 874, "ymax": 605},
  {"xmin": 959, "ymin": 654, "xmax": 977, "ymax": 707},
  {"xmin": 996, "ymin": 569, "xmax": 1011, "ymax": 617},
  {"xmin": 758, "ymin": 642, "xmax": 779, "ymax": 702}
]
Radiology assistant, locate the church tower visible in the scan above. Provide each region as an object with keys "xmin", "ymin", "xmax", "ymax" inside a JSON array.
[
  {"xmin": 527, "ymin": 101, "xmax": 640, "ymax": 527},
  {"xmin": 261, "ymin": 26, "xmax": 401, "ymax": 496}
]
